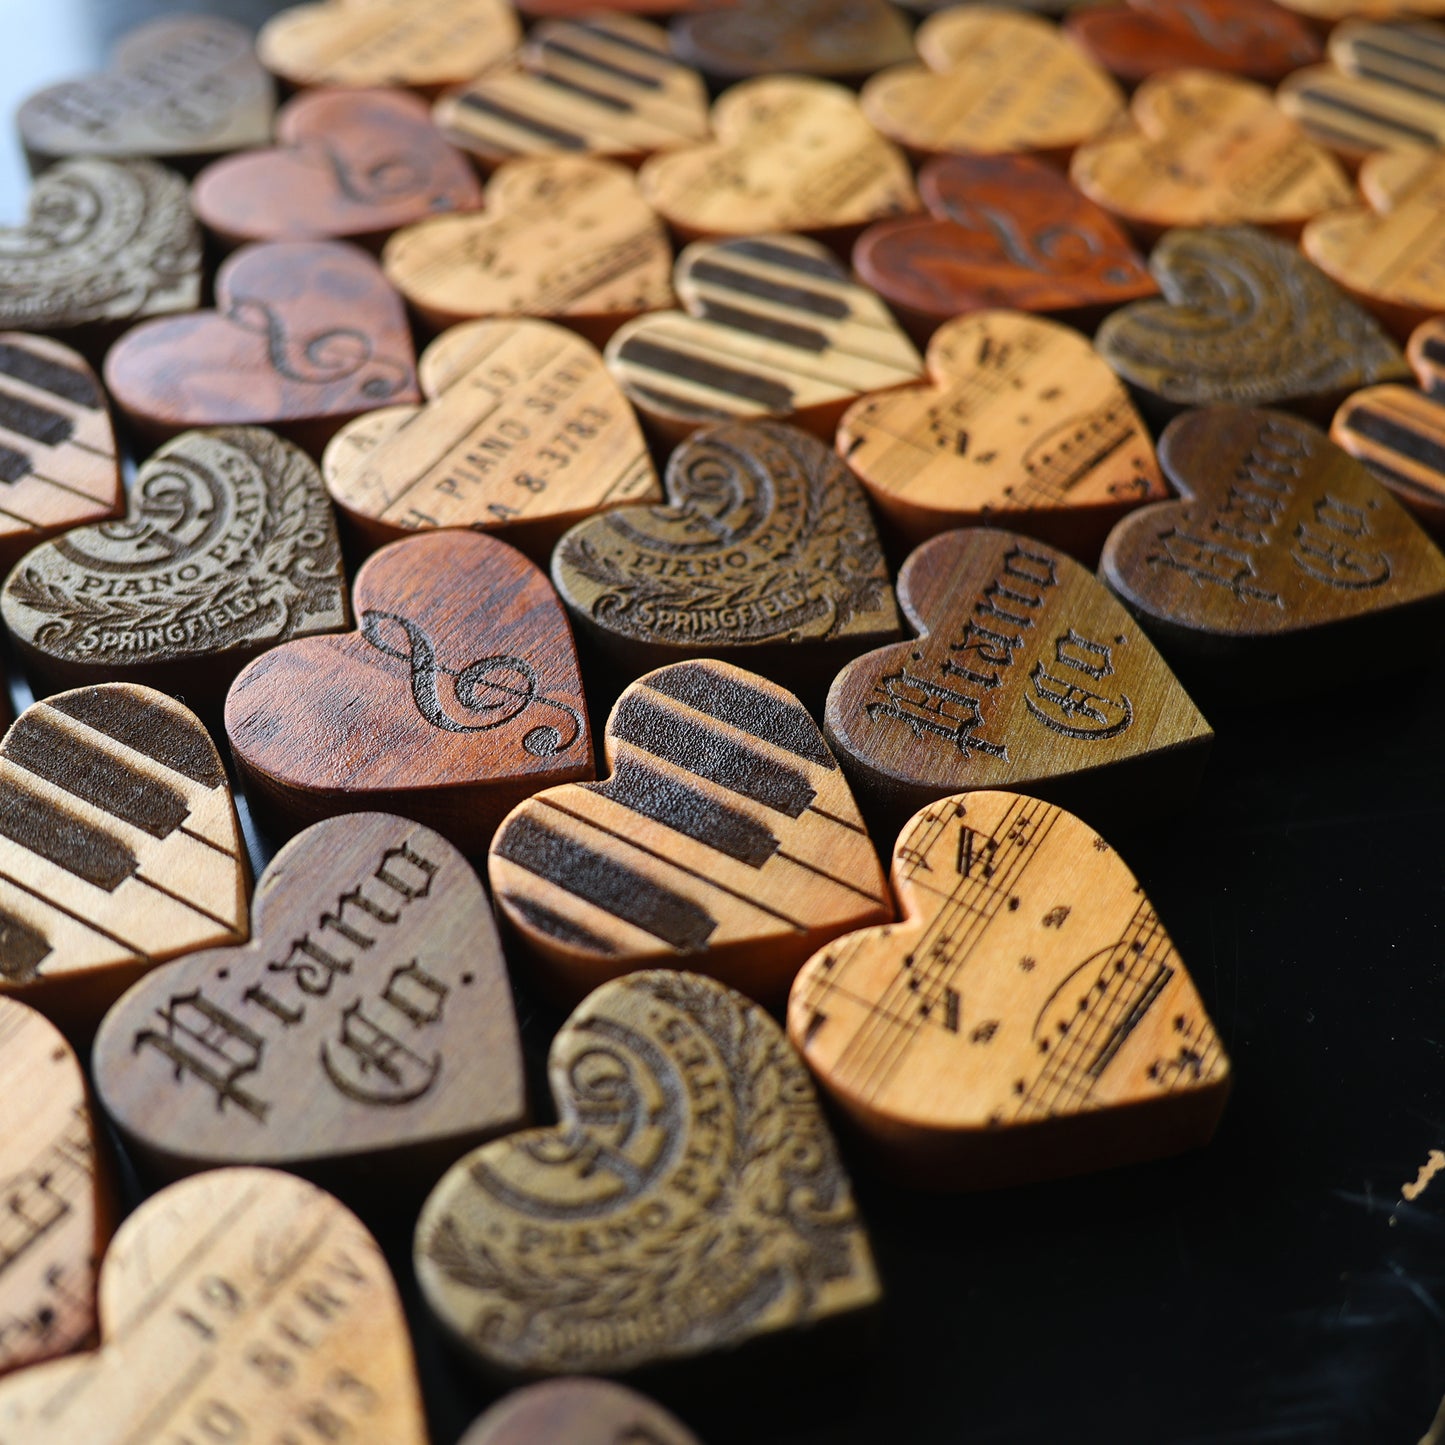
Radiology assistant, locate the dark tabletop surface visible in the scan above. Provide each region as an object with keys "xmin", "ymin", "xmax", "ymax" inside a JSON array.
[{"xmin": 2, "ymin": 2, "xmax": 1444, "ymax": 1442}]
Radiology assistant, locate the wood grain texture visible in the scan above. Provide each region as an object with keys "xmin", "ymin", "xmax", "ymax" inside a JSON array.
[
  {"xmin": 0, "ymin": 999, "xmax": 112, "ymax": 1378},
  {"xmin": 0, "ymin": 335, "xmax": 121, "ymax": 572},
  {"xmin": 382, "ymin": 156, "xmax": 675, "ymax": 341},
  {"xmin": 1094, "ymin": 225, "xmax": 1410, "ymax": 420},
  {"xmin": 1069, "ymin": 70, "xmax": 1351, "ymax": 238},
  {"xmin": 1409, "ymin": 314, "xmax": 1445, "ymax": 396},
  {"xmin": 836, "ymin": 311, "xmax": 1166, "ymax": 557},
  {"xmin": 489, "ymin": 660, "xmax": 892, "ymax": 1006},
  {"xmin": 1278, "ymin": 53, "xmax": 1445, "ymax": 164},
  {"xmin": 102, "ymin": 240, "xmax": 418, "ymax": 449},
  {"xmin": 462, "ymin": 1380, "xmax": 703, "ymax": 1445},
  {"xmin": 1332, "ymin": 384, "xmax": 1445, "ymax": 532},
  {"xmin": 323, "ymin": 319, "xmax": 661, "ymax": 559},
  {"xmin": 0, "ymin": 685, "xmax": 248, "ymax": 1027},
  {"xmin": 637, "ymin": 76, "xmax": 918, "ymax": 241},
  {"xmin": 789, "ymin": 790, "xmax": 1230, "ymax": 1188},
  {"xmin": 0, "ymin": 1169, "xmax": 427, "ymax": 1444},
  {"xmin": 860, "ymin": 8, "xmax": 1124, "ymax": 161},
  {"xmin": 2, "ymin": 427, "xmax": 348, "ymax": 703},
  {"xmin": 190, "ymin": 88, "xmax": 482, "ymax": 249},
  {"xmin": 0, "ymin": 159, "xmax": 201, "ymax": 340},
  {"xmin": 1100, "ymin": 406, "xmax": 1445, "ymax": 688},
  {"xmin": 93, "ymin": 813, "xmax": 526, "ymax": 1186},
  {"xmin": 226, "ymin": 529, "xmax": 593, "ymax": 855},
  {"xmin": 433, "ymin": 17, "xmax": 710, "ymax": 171},
  {"xmin": 853, "ymin": 153, "xmax": 1157, "ymax": 341},
  {"xmin": 258, "ymin": 0, "xmax": 521, "ymax": 95},
  {"xmin": 605, "ymin": 235, "xmax": 923, "ymax": 442},
  {"xmin": 16, "ymin": 16, "xmax": 274, "ymax": 171},
  {"xmin": 416, "ymin": 969, "xmax": 881, "ymax": 1374}
]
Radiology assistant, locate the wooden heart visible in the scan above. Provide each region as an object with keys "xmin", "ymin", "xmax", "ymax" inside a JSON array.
[
  {"xmin": 226, "ymin": 529, "xmax": 593, "ymax": 854},
  {"xmin": 0, "ymin": 159, "xmax": 201, "ymax": 341},
  {"xmin": 1410, "ymin": 315, "xmax": 1445, "ymax": 396},
  {"xmin": 824, "ymin": 529, "xmax": 1210, "ymax": 835},
  {"xmin": 490, "ymin": 660, "xmax": 891, "ymax": 1004},
  {"xmin": 434, "ymin": 17, "xmax": 710, "ymax": 171},
  {"xmin": 2, "ymin": 427, "xmax": 348, "ymax": 703},
  {"xmin": 788, "ymin": 790, "xmax": 1231, "ymax": 1188},
  {"xmin": 1329, "ymin": 18, "xmax": 1445, "ymax": 115},
  {"xmin": 463, "ymin": 1380, "xmax": 702, "ymax": 1445},
  {"xmin": 102, "ymin": 240, "xmax": 419, "ymax": 448},
  {"xmin": 836, "ymin": 311, "xmax": 1167, "ymax": 557},
  {"xmin": 415, "ymin": 969, "xmax": 881, "ymax": 1374},
  {"xmin": 1100, "ymin": 406, "xmax": 1445, "ymax": 685},
  {"xmin": 323, "ymin": 319, "xmax": 661, "ymax": 557},
  {"xmin": 191, "ymin": 88, "xmax": 482, "ymax": 249},
  {"xmin": 1277, "ymin": 62, "xmax": 1445, "ymax": 166},
  {"xmin": 519, "ymin": 0, "xmax": 715, "ymax": 17},
  {"xmin": 1332, "ymin": 384, "xmax": 1445, "ymax": 533},
  {"xmin": 0, "ymin": 335, "xmax": 122, "ymax": 572},
  {"xmin": 259, "ymin": 0, "xmax": 521, "ymax": 95},
  {"xmin": 0, "ymin": 684, "xmax": 248, "ymax": 1026},
  {"xmin": 94, "ymin": 812, "xmax": 526, "ymax": 1183},
  {"xmin": 637, "ymin": 76, "xmax": 918, "ymax": 240},
  {"xmin": 1070, "ymin": 71, "xmax": 1351, "ymax": 238},
  {"xmin": 382, "ymin": 156, "xmax": 675, "ymax": 340},
  {"xmin": 853, "ymin": 153, "xmax": 1157, "ymax": 340},
  {"xmin": 0, "ymin": 998, "xmax": 112, "ymax": 1377},
  {"xmin": 1065, "ymin": 0, "xmax": 1320, "ymax": 87},
  {"xmin": 0, "ymin": 1168, "xmax": 427, "ymax": 1443},
  {"xmin": 1094, "ymin": 226, "xmax": 1409, "ymax": 419},
  {"xmin": 17, "ymin": 16, "xmax": 274, "ymax": 170},
  {"xmin": 552, "ymin": 420, "xmax": 902, "ymax": 697},
  {"xmin": 860, "ymin": 8, "xmax": 1124, "ymax": 160},
  {"xmin": 605, "ymin": 236, "xmax": 923, "ymax": 441},
  {"xmin": 1274, "ymin": 0, "xmax": 1445, "ymax": 26}
]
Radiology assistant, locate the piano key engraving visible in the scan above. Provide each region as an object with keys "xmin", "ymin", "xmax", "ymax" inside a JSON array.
[
  {"xmin": 461, "ymin": 1379, "xmax": 703, "ymax": 1445},
  {"xmin": 1332, "ymin": 384, "xmax": 1445, "ymax": 532},
  {"xmin": 416, "ymin": 970, "xmax": 881, "ymax": 1374},
  {"xmin": 789, "ymin": 791, "xmax": 1231, "ymax": 1187}
]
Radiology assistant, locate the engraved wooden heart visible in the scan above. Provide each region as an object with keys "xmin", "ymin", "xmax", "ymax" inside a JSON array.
[
  {"xmin": 489, "ymin": 659, "xmax": 892, "ymax": 1006},
  {"xmin": 226, "ymin": 529, "xmax": 593, "ymax": 854},
  {"xmin": 191, "ymin": 88, "xmax": 482, "ymax": 249},
  {"xmin": 322, "ymin": 318, "xmax": 661, "ymax": 556},
  {"xmin": 383, "ymin": 156, "xmax": 674, "ymax": 340},
  {"xmin": 1412, "ymin": 316, "xmax": 1445, "ymax": 397},
  {"xmin": 1277, "ymin": 60, "xmax": 1445, "ymax": 166},
  {"xmin": 836, "ymin": 310, "xmax": 1166, "ymax": 556},
  {"xmin": 1332, "ymin": 383, "xmax": 1445, "ymax": 533},
  {"xmin": 93, "ymin": 812, "xmax": 526, "ymax": 1181},
  {"xmin": 860, "ymin": 8, "xmax": 1123, "ymax": 160},
  {"xmin": 103, "ymin": 240, "xmax": 419, "ymax": 447},
  {"xmin": 1273, "ymin": 0, "xmax": 1445, "ymax": 26},
  {"xmin": 0, "ymin": 685, "xmax": 248, "ymax": 1026},
  {"xmin": 789, "ymin": 790, "xmax": 1231, "ymax": 1188},
  {"xmin": 637, "ymin": 76, "xmax": 918, "ymax": 240},
  {"xmin": 0, "ymin": 1168, "xmax": 428, "ymax": 1443},
  {"xmin": 462, "ymin": 1380, "xmax": 703, "ymax": 1445},
  {"xmin": 415, "ymin": 969, "xmax": 881, "ymax": 1375}
]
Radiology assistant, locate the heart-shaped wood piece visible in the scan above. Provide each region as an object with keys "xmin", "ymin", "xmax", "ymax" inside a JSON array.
[
  {"xmin": 861, "ymin": 8, "xmax": 1124, "ymax": 161},
  {"xmin": 0, "ymin": 160, "xmax": 201, "ymax": 342},
  {"xmin": 605, "ymin": 236, "xmax": 923, "ymax": 441},
  {"xmin": 1100, "ymin": 406, "xmax": 1445, "ymax": 686},
  {"xmin": 837, "ymin": 311, "xmax": 1167, "ymax": 556},
  {"xmin": 853, "ymin": 153, "xmax": 1157, "ymax": 341},
  {"xmin": 0, "ymin": 998, "xmax": 113, "ymax": 1377},
  {"xmin": 789, "ymin": 790, "xmax": 1230, "ymax": 1188},
  {"xmin": 191, "ymin": 88, "xmax": 482, "ymax": 249},
  {"xmin": 94, "ymin": 812, "xmax": 526, "ymax": 1185},
  {"xmin": 2, "ymin": 427, "xmax": 349, "ymax": 703},
  {"xmin": 462, "ymin": 1381, "xmax": 703, "ymax": 1445},
  {"xmin": 259, "ymin": 0, "xmax": 521, "ymax": 95},
  {"xmin": 0, "ymin": 684, "xmax": 248, "ymax": 1026},
  {"xmin": 103, "ymin": 240, "xmax": 419, "ymax": 448},
  {"xmin": 1332, "ymin": 384, "xmax": 1445, "ymax": 533},
  {"xmin": 323, "ymin": 319, "xmax": 661, "ymax": 558},
  {"xmin": 1070, "ymin": 71, "xmax": 1351, "ymax": 238},
  {"xmin": 1274, "ymin": 0, "xmax": 1445, "ymax": 26},
  {"xmin": 1277, "ymin": 61, "xmax": 1445, "ymax": 166},
  {"xmin": 0, "ymin": 1168, "xmax": 427, "ymax": 1443},
  {"xmin": 416, "ymin": 969, "xmax": 881, "ymax": 1374},
  {"xmin": 382, "ymin": 157, "xmax": 675, "ymax": 341},
  {"xmin": 17, "ymin": 17, "xmax": 274, "ymax": 171},
  {"xmin": 1410, "ymin": 315, "xmax": 1445, "ymax": 396},
  {"xmin": 637, "ymin": 76, "xmax": 919, "ymax": 240},
  {"xmin": 434, "ymin": 17, "xmax": 710, "ymax": 171},
  {"xmin": 0, "ymin": 335, "xmax": 122, "ymax": 571},
  {"xmin": 1094, "ymin": 226, "xmax": 1410, "ymax": 420},
  {"xmin": 824, "ymin": 529, "xmax": 1211, "ymax": 836},
  {"xmin": 226, "ymin": 529, "xmax": 593, "ymax": 854}
]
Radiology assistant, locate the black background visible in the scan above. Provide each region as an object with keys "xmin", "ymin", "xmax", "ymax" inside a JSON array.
[{"xmin": 2, "ymin": 2, "xmax": 1444, "ymax": 1441}]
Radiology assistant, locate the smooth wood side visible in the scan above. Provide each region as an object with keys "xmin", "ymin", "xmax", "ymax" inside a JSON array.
[
  {"xmin": 461, "ymin": 1379, "xmax": 703, "ymax": 1445},
  {"xmin": 1332, "ymin": 384, "xmax": 1445, "ymax": 533}
]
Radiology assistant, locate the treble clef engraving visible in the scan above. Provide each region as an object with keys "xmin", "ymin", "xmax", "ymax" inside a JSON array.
[
  {"xmin": 360, "ymin": 609, "xmax": 583, "ymax": 757},
  {"xmin": 228, "ymin": 296, "xmax": 410, "ymax": 401}
]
